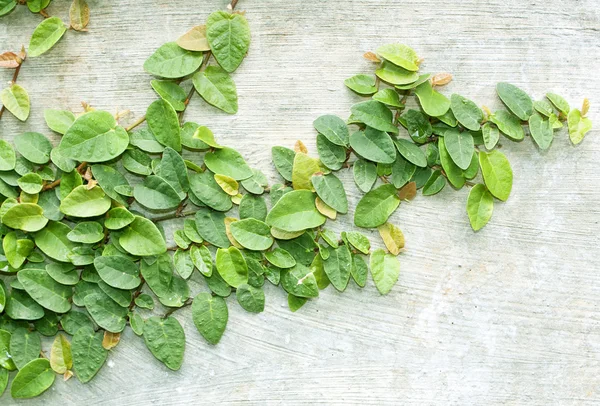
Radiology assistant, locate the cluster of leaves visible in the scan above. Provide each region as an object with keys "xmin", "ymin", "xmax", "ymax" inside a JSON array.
[
  {"xmin": 338, "ymin": 44, "xmax": 592, "ymax": 231},
  {"xmin": 0, "ymin": 0, "xmax": 90, "ymax": 121}
]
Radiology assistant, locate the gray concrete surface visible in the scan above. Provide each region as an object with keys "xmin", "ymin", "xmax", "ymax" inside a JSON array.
[{"xmin": 1, "ymin": 0, "xmax": 599, "ymax": 404}]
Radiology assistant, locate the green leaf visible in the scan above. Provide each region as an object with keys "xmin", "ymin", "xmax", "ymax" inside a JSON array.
[
  {"xmin": 94, "ymin": 256, "xmax": 141, "ymax": 290},
  {"xmin": 34, "ymin": 221, "xmax": 76, "ymax": 262},
  {"xmin": 67, "ymin": 221, "xmax": 104, "ymax": 244},
  {"xmin": 216, "ymin": 246, "xmax": 248, "ymax": 288},
  {"xmin": 450, "ymin": 94, "xmax": 483, "ymax": 131},
  {"xmin": 151, "ymin": 80, "xmax": 186, "ymax": 111},
  {"xmin": 129, "ymin": 128, "xmax": 164, "ymax": 153},
  {"xmin": 467, "ymin": 184, "xmax": 494, "ymax": 231},
  {"xmin": 0, "ymin": 329, "xmax": 17, "ymax": 370},
  {"xmin": 14, "ymin": 132, "xmax": 51, "ymax": 164},
  {"xmin": 287, "ymin": 294, "xmax": 307, "ymax": 312},
  {"xmin": 45, "ymin": 263, "xmax": 78, "ymax": 286},
  {"xmin": 444, "ymin": 130, "xmax": 474, "ymax": 170},
  {"xmin": 489, "ymin": 110, "xmax": 524, "ymax": 141},
  {"xmin": 344, "ymin": 74, "xmax": 377, "ymax": 95},
  {"xmin": 266, "ymin": 190, "xmax": 326, "ymax": 232},
  {"xmin": 354, "ymin": 184, "xmax": 400, "ymax": 228},
  {"xmin": 375, "ymin": 60, "xmax": 419, "ymax": 85},
  {"xmin": 376, "ymin": 43, "xmax": 419, "ymax": 71},
  {"xmin": 146, "ymin": 99, "xmax": 181, "ymax": 151},
  {"xmin": 373, "ymin": 88, "xmax": 403, "ymax": 107},
  {"xmin": 123, "ymin": 149, "xmax": 152, "ymax": 175},
  {"xmin": 479, "ymin": 150, "xmax": 513, "ymax": 201},
  {"xmin": 0, "ymin": 139, "xmax": 16, "ymax": 170},
  {"xmin": 271, "ymin": 146, "xmax": 295, "ymax": 182},
  {"xmin": 90, "ymin": 164, "xmax": 129, "ymax": 205},
  {"xmin": 193, "ymin": 66, "xmax": 238, "ymax": 114},
  {"xmin": 143, "ymin": 42, "xmax": 203, "ymax": 79},
  {"xmin": 119, "ymin": 216, "xmax": 166, "ymax": 256},
  {"xmin": 370, "ymin": 248, "xmax": 400, "ymax": 295},
  {"xmin": 59, "ymin": 111, "xmax": 129, "ymax": 162},
  {"xmin": 311, "ymin": 173, "xmax": 348, "ymax": 214},
  {"xmin": 353, "ymin": 159, "xmax": 377, "ymax": 192},
  {"xmin": 438, "ymin": 137, "xmax": 465, "ymax": 189},
  {"xmin": 195, "ymin": 207, "xmax": 230, "ymax": 248},
  {"xmin": 229, "ymin": 218, "xmax": 273, "ymax": 251},
  {"xmin": 281, "ymin": 264, "xmax": 319, "ymax": 298},
  {"xmin": 350, "ymin": 101, "xmax": 398, "ymax": 134},
  {"xmin": 496, "ymin": 82, "xmax": 533, "ymax": 120},
  {"xmin": 546, "ymin": 93, "xmax": 570, "ymax": 114},
  {"xmin": 391, "ymin": 154, "xmax": 416, "ymax": 188},
  {"xmin": 414, "ymin": 81, "xmax": 450, "ymax": 117},
  {"xmin": 1, "ymin": 203, "xmax": 48, "ymax": 232},
  {"xmin": 567, "ymin": 108, "xmax": 592, "ymax": 145},
  {"xmin": 105, "ymin": 207, "xmax": 135, "ymax": 230},
  {"xmin": 395, "ymin": 73, "xmax": 431, "ymax": 90},
  {"xmin": 72, "ymin": 327, "xmax": 107, "ymax": 383},
  {"xmin": 44, "ymin": 109, "xmax": 75, "ymax": 134},
  {"xmin": 184, "ymin": 219, "xmax": 203, "ymax": 243},
  {"xmin": 140, "ymin": 253, "xmax": 173, "ymax": 298},
  {"xmin": 206, "ymin": 10, "xmax": 250, "ymax": 72},
  {"xmin": 18, "ymin": 173, "xmax": 43, "ymax": 194},
  {"xmin": 345, "ymin": 231, "xmax": 370, "ymax": 254},
  {"xmin": 18, "ymin": 268, "xmax": 71, "ymax": 313},
  {"xmin": 240, "ymin": 169, "xmax": 268, "ymax": 195},
  {"xmin": 10, "ymin": 358, "xmax": 55, "ymax": 399},
  {"xmin": 315, "ymin": 134, "xmax": 346, "ymax": 171},
  {"xmin": 204, "ymin": 147, "xmax": 252, "ymax": 180},
  {"xmin": 422, "ymin": 170, "xmax": 446, "ymax": 196},
  {"xmin": 50, "ymin": 334, "xmax": 72, "ymax": 374},
  {"xmin": 189, "ymin": 171, "xmax": 232, "ymax": 212},
  {"xmin": 28, "ymin": 17, "xmax": 67, "ymax": 57},
  {"xmin": 157, "ymin": 147, "xmax": 189, "ymax": 194},
  {"xmin": 313, "ymin": 114, "xmax": 349, "ymax": 146},
  {"xmin": 393, "ymin": 138, "xmax": 427, "ymax": 167},
  {"xmin": 238, "ymin": 195, "xmax": 266, "ymax": 222},
  {"xmin": 133, "ymin": 175, "xmax": 182, "ymax": 210},
  {"xmin": 236, "ymin": 284, "xmax": 265, "ymax": 313},
  {"xmin": 143, "ymin": 316, "xmax": 185, "ymax": 371},
  {"xmin": 1, "ymin": 84, "xmax": 30, "ymax": 121},
  {"xmin": 3, "ymin": 232, "xmax": 33, "ymax": 268},
  {"xmin": 192, "ymin": 292, "xmax": 228, "ymax": 345},
  {"xmin": 349, "ymin": 127, "xmax": 396, "ymax": 164},
  {"xmin": 351, "ymin": 255, "xmax": 368, "ymax": 288},
  {"xmin": 481, "ymin": 123, "xmax": 500, "ymax": 150},
  {"xmin": 190, "ymin": 244, "xmax": 212, "ymax": 277},
  {"xmin": 0, "ymin": 0, "xmax": 16, "ymax": 16},
  {"xmin": 60, "ymin": 185, "xmax": 111, "ymax": 217},
  {"xmin": 9, "ymin": 328, "xmax": 41, "ymax": 369},
  {"xmin": 399, "ymin": 109, "xmax": 432, "ymax": 143},
  {"xmin": 84, "ymin": 291, "xmax": 127, "ymax": 333},
  {"xmin": 291, "ymin": 152, "xmax": 321, "ymax": 191},
  {"xmin": 528, "ymin": 113, "xmax": 554, "ymax": 150},
  {"xmin": 27, "ymin": 0, "xmax": 50, "ymax": 13},
  {"xmin": 264, "ymin": 248, "xmax": 296, "ymax": 268},
  {"xmin": 322, "ymin": 245, "xmax": 352, "ymax": 291}
]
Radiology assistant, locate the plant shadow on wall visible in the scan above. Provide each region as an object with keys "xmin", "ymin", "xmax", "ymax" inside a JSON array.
[{"xmin": 0, "ymin": 0, "xmax": 594, "ymax": 400}]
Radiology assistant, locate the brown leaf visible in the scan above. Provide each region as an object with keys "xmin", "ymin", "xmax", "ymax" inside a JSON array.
[
  {"xmin": 176, "ymin": 25, "xmax": 210, "ymax": 52},
  {"xmin": 102, "ymin": 331, "xmax": 121, "ymax": 350},
  {"xmin": 0, "ymin": 52, "xmax": 21, "ymax": 69},
  {"xmin": 18, "ymin": 45, "xmax": 26, "ymax": 61},
  {"xmin": 431, "ymin": 73, "xmax": 452, "ymax": 87},
  {"xmin": 582, "ymin": 98, "xmax": 590, "ymax": 117},
  {"xmin": 70, "ymin": 0, "xmax": 90, "ymax": 31},
  {"xmin": 63, "ymin": 370, "xmax": 74, "ymax": 381},
  {"xmin": 363, "ymin": 52, "xmax": 381, "ymax": 63},
  {"xmin": 397, "ymin": 181, "xmax": 416, "ymax": 201},
  {"xmin": 294, "ymin": 140, "xmax": 308, "ymax": 154}
]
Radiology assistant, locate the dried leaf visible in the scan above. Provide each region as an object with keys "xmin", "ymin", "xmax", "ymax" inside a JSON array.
[
  {"xmin": 0, "ymin": 52, "xmax": 20, "ymax": 69},
  {"xmin": 430, "ymin": 73, "xmax": 452, "ymax": 87},
  {"xmin": 377, "ymin": 223, "xmax": 405, "ymax": 256},
  {"xmin": 63, "ymin": 370, "xmax": 74, "ymax": 381},
  {"xmin": 315, "ymin": 196, "xmax": 336, "ymax": 220},
  {"xmin": 224, "ymin": 217, "xmax": 243, "ymax": 249},
  {"xmin": 102, "ymin": 331, "xmax": 120, "ymax": 350},
  {"xmin": 582, "ymin": 98, "xmax": 590, "ymax": 117},
  {"xmin": 70, "ymin": 0, "xmax": 90, "ymax": 31},
  {"xmin": 363, "ymin": 51, "xmax": 381, "ymax": 62},
  {"xmin": 294, "ymin": 140, "xmax": 308, "ymax": 154},
  {"xmin": 397, "ymin": 181, "xmax": 416, "ymax": 201},
  {"xmin": 176, "ymin": 25, "xmax": 210, "ymax": 51}
]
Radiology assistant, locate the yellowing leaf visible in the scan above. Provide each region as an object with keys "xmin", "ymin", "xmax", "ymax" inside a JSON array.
[
  {"xmin": 270, "ymin": 227, "xmax": 303, "ymax": 240},
  {"xmin": 377, "ymin": 222, "xmax": 405, "ymax": 255},
  {"xmin": 294, "ymin": 140, "xmax": 308, "ymax": 154},
  {"xmin": 224, "ymin": 217, "xmax": 243, "ymax": 249},
  {"xmin": 50, "ymin": 334, "xmax": 72, "ymax": 374},
  {"xmin": 214, "ymin": 174, "xmax": 239, "ymax": 196},
  {"xmin": 69, "ymin": 0, "xmax": 90, "ymax": 31},
  {"xmin": 291, "ymin": 152, "xmax": 320, "ymax": 191},
  {"xmin": 315, "ymin": 196, "xmax": 336, "ymax": 220},
  {"xmin": 363, "ymin": 51, "xmax": 381, "ymax": 62},
  {"xmin": 582, "ymin": 98, "xmax": 590, "ymax": 116},
  {"xmin": 176, "ymin": 25, "xmax": 210, "ymax": 51},
  {"xmin": 397, "ymin": 181, "xmax": 416, "ymax": 201},
  {"xmin": 430, "ymin": 72, "xmax": 452, "ymax": 86},
  {"xmin": 102, "ymin": 331, "xmax": 120, "ymax": 350}
]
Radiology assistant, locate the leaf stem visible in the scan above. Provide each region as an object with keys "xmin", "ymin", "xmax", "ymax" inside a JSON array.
[
  {"xmin": 125, "ymin": 115, "xmax": 146, "ymax": 132},
  {"xmin": 150, "ymin": 209, "xmax": 197, "ymax": 223},
  {"xmin": 0, "ymin": 58, "xmax": 24, "ymax": 120},
  {"xmin": 163, "ymin": 298, "xmax": 193, "ymax": 318}
]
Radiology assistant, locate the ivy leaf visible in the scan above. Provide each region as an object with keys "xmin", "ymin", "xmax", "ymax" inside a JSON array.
[
  {"xmin": 69, "ymin": 0, "xmax": 90, "ymax": 31},
  {"xmin": 129, "ymin": 128, "xmax": 164, "ymax": 153},
  {"xmin": 482, "ymin": 123, "xmax": 500, "ymax": 150},
  {"xmin": 377, "ymin": 222, "xmax": 405, "ymax": 255},
  {"xmin": 119, "ymin": 216, "xmax": 167, "ymax": 256},
  {"xmin": 395, "ymin": 73, "xmax": 431, "ymax": 90},
  {"xmin": 370, "ymin": 248, "xmax": 400, "ymax": 295},
  {"xmin": 177, "ymin": 25, "xmax": 210, "ymax": 51},
  {"xmin": 313, "ymin": 115, "xmax": 349, "ymax": 147},
  {"xmin": 372, "ymin": 88, "xmax": 403, "ymax": 107},
  {"xmin": 1, "ymin": 203, "xmax": 48, "ymax": 232},
  {"xmin": 443, "ymin": 130, "xmax": 474, "ymax": 170},
  {"xmin": 281, "ymin": 264, "xmax": 319, "ymax": 298},
  {"xmin": 192, "ymin": 292, "xmax": 228, "ymax": 345},
  {"xmin": 391, "ymin": 154, "xmax": 416, "ymax": 189},
  {"xmin": 143, "ymin": 316, "xmax": 185, "ymax": 371},
  {"xmin": 375, "ymin": 60, "xmax": 419, "ymax": 85},
  {"xmin": 34, "ymin": 221, "xmax": 76, "ymax": 262},
  {"xmin": 206, "ymin": 11, "xmax": 250, "ymax": 73},
  {"xmin": 204, "ymin": 147, "xmax": 252, "ymax": 180},
  {"xmin": 438, "ymin": 137, "xmax": 465, "ymax": 189},
  {"xmin": 271, "ymin": 146, "xmax": 295, "ymax": 182},
  {"xmin": 229, "ymin": 218, "xmax": 273, "ymax": 251},
  {"xmin": 0, "ymin": 0, "xmax": 16, "ymax": 16},
  {"xmin": 353, "ymin": 159, "xmax": 377, "ymax": 193},
  {"xmin": 195, "ymin": 208, "xmax": 230, "ymax": 248},
  {"xmin": 422, "ymin": 170, "xmax": 446, "ymax": 196},
  {"xmin": 9, "ymin": 328, "xmax": 41, "ymax": 369},
  {"xmin": 311, "ymin": 173, "xmax": 348, "ymax": 214},
  {"xmin": 90, "ymin": 164, "xmax": 129, "ymax": 205},
  {"xmin": 5, "ymin": 289, "xmax": 45, "ymax": 320},
  {"xmin": 150, "ymin": 80, "xmax": 186, "ymax": 111},
  {"xmin": 0, "ymin": 84, "xmax": 30, "ymax": 121},
  {"xmin": 94, "ymin": 256, "xmax": 141, "ymax": 290},
  {"xmin": 0, "ymin": 330, "xmax": 16, "ymax": 370},
  {"xmin": 60, "ymin": 185, "xmax": 112, "ymax": 217},
  {"xmin": 17, "ymin": 268, "xmax": 71, "ymax": 313},
  {"xmin": 467, "ymin": 184, "xmax": 494, "ymax": 231},
  {"xmin": 399, "ymin": 109, "xmax": 432, "ymax": 144},
  {"xmin": 15, "ymin": 132, "xmax": 52, "ymax": 165},
  {"xmin": 10, "ymin": 358, "xmax": 55, "ymax": 399},
  {"xmin": 414, "ymin": 81, "xmax": 450, "ymax": 117},
  {"xmin": 546, "ymin": 92, "xmax": 570, "ymax": 114},
  {"xmin": 239, "ymin": 194, "xmax": 267, "ymax": 221},
  {"xmin": 266, "ymin": 190, "xmax": 326, "ymax": 232},
  {"xmin": 376, "ymin": 43, "xmax": 419, "ymax": 71},
  {"xmin": 0, "ymin": 139, "xmax": 16, "ymax": 170},
  {"xmin": 350, "ymin": 101, "xmax": 398, "ymax": 134},
  {"xmin": 567, "ymin": 108, "xmax": 592, "ymax": 145},
  {"xmin": 28, "ymin": 17, "xmax": 67, "ymax": 57},
  {"xmin": 291, "ymin": 152, "xmax": 321, "ymax": 191},
  {"xmin": 450, "ymin": 94, "xmax": 483, "ymax": 131},
  {"xmin": 143, "ymin": 42, "xmax": 203, "ymax": 79},
  {"xmin": 393, "ymin": 138, "xmax": 427, "ymax": 168},
  {"xmin": 345, "ymin": 231, "xmax": 370, "ymax": 254},
  {"xmin": 354, "ymin": 184, "xmax": 400, "ymax": 228},
  {"xmin": 344, "ymin": 74, "xmax": 377, "ymax": 95},
  {"xmin": 496, "ymin": 82, "xmax": 533, "ymax": 121},
  {"xmin": 26, "ymin": 0, "xmax": 50, "ymax": 13},
  {"xmin": 489, "ymin": 110, "xmax": 525, "ymax": 141},
  {"xmin": 193, "ymin": 66, "xmax": 238, "ymax": 114},
  {"xmin": 59, "ymin": 111, "xmax": 129, "ymax": 162},
  {"xmin": 216, "ymin": 246, "xmax": 248, "ymax": 288},
  {"xmin": 479, "ymin": 150, "xmax": 513, "ymax": 201},
  {"xmin": 322, "ymin": 245, "xmax": 352, "ymax": 291},
  {"xmin": 190, "ymin": 245, "xmax": 213, "ymax": 277},
  {"xmin": 189, "ymin": 171, "xmax": 232, "ymax": 212},
  {"xmin": 264, "ymin": 248, "xmax": 296, "ymax": 268},
  {"xmin": 349, "ymin": 127, "xmax": 396, "ymax": 164},
  {"xmin": 236, "ymin": 284, "xmax": 265, "ymax": 313},
  {"xmin": 84, "ymin": 291, "xmax": 127, "ymax": 333},
  {"xmin": 351, "ymin": 255, "xmax": 368, "ymax": 288},
  {"xmin": 528, "ymin": 113, "xmax": 554, "ymax": 150},
  {"xmin": 50, "ymin": 334, "xmax": 72, "ymax": 374},
  {"xmin": 146, "ymin": 99, "xmax": 181, "ymax": 151},
  {"xmin": 72, "ymin": 327, "xmax": 107, "ymax": 383}
]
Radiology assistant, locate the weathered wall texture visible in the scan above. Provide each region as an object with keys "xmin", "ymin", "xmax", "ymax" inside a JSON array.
[{"xmin": 0, "ymin": 0, "xmax": 599, "ymax": 404}]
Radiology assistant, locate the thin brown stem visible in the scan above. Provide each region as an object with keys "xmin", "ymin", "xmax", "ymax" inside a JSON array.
[
  {"xmin": 163, "ymin": 298, "xmax": 193, "ymax": 318},
  {"xmin": 150, "ymin": 209, "xmax": 197, "ymax": 223}
]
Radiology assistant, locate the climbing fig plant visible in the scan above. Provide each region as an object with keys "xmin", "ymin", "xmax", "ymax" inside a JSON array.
[{"xmin": 0, "ymin": 1, "xmax": 593, "ymax": 401}]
